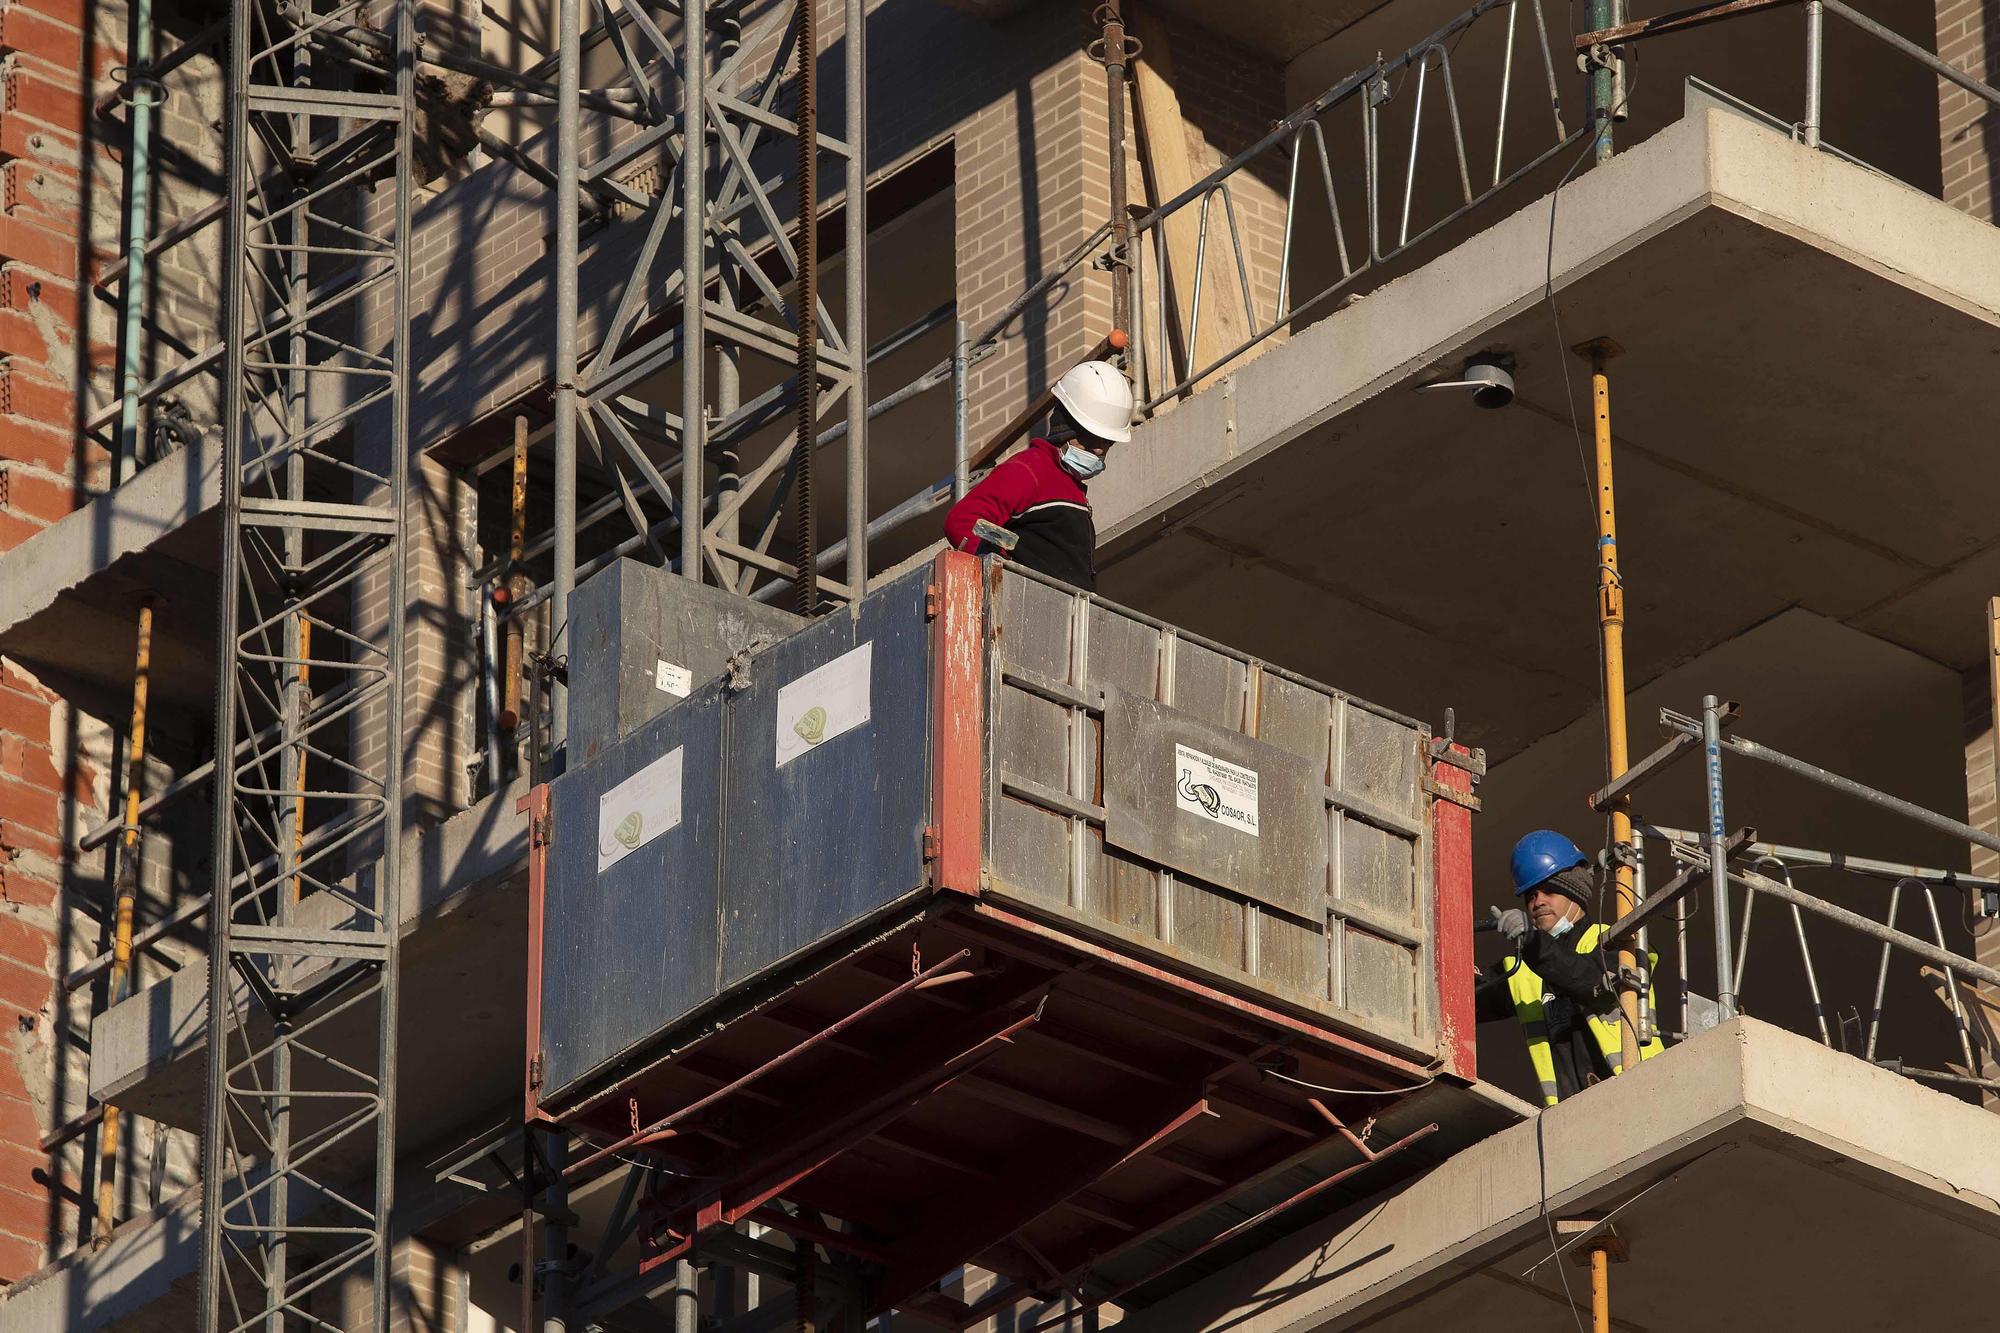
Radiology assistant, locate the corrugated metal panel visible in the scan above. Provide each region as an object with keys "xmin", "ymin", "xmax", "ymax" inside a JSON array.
[
  {"xmin": 984, "ymin": 563, "xmax": 1438, "ymax": 1055},
  {"xmin": 538, "ymin": 681, "xmax": 726, "ymax": 1100}
]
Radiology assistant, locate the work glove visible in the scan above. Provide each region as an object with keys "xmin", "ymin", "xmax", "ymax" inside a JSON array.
[{"xmin": 1488, "ymin": 905, "xmax": 1531, "ymax": 945}]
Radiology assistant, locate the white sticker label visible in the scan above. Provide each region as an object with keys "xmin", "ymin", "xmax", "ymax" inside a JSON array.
[
  {"xmin": 775, "ymin": 642, "xmax": 873, "ymax": 767},
  {"xmin": 654, "ymin": 659, "xmax": 693, "ymax": 698},
  {"xmin": 597, "ymin": 746, "xmax": 684, "ymax": 871},
  {"xmin": 1174, "ymin": 742, "xmax": 1260, "ymax": 836}
]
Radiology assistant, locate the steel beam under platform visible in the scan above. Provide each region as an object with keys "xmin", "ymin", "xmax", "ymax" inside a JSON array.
[{"xmin": 532, "ymin": 900, "xmax": 1517, "ymax": 1327}]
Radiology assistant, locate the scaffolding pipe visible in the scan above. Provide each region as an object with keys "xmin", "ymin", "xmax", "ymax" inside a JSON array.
[
  {"xmin": 1098, "ymin": 0, "xmax": 1132, "ymax": 336},
  {"xmin": 1731, "ymin": 867, "xmax": 2000, "ymax": 990},
  {"xmin": 1588, "ymin": 350, "xmax": 1643, "ymax": 1073},
  {"xmin": 1802, "ymin": 0, "xmax": 1824, "ymax": 145},
  {"xmin": 952, "ymin": 318, "xmax": 969, "ymax": 500},
  {"xmin": 1717, "ymin": 730, "xmax": 2000, "ymax": 856},
  {"xmin": 1703, "ymin": 694, "xmax": 1739, "ymax": 1018},
  {"xmin": 111, "ymin": 0, "xmax": 159, "ymax": 481},
  {"xmin": 681, "ymin": 0, "xmax": 710, "ymax": 594},
  {"xmin": 791, "ymin": 0, "xmax": 819, "ymax": 614},
  {"xmin": 542, "ymin": 1130, "xmax": 569, "ymax": 1333},
  {"xmin": 552, "ymin": 0, "xmax": 582, "ymax": 749},
  {"xmin": 1590, "ymin": 0, "xmax": 1616, "ymax": 162},
  {"xmin": 845, "ymin": 0, "xmax": 869, "ymax": 597}
]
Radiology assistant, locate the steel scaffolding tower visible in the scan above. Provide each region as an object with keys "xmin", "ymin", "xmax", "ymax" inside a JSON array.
[
  {"xmin": 547, "ymin": 0, "xmax": 869, "ymax": 747},
  {"xmin": 199, "ymin": 1, "xmax": 413, "ymax": 1327}
]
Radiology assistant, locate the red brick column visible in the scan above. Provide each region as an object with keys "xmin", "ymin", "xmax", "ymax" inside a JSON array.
[{"xmin": 0, "ymin": 0, "xmax": 123, "ymax": 1278}]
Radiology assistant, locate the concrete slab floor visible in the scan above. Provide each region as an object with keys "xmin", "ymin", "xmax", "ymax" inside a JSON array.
[
  {"xmin": 87, "ymin": 778, "xmax": 532, "ymax": 1163},
  {"xmin": 1092, "ymin": 108, "xmax": 2000, "ymax": 767},
  {"xmin": 1119, "ymin": 1016, "xmax": 2000, "ymax": 1333}
]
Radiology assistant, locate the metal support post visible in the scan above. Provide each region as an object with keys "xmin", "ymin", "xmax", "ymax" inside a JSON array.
[
  {"xmin": 542, "ymin": 1129, "xmax": 570, "ymax": 1333},
  {"xmin": 673, "ymin": 1259, "xmax": 698, "ymax": 1333},
  {"xmin": 682, "ymin": 0, "xmax": 709, "ymax": 591},
  {"xmin": 551, "ymin": 0, "xmax": 581, "ymax": 749},
  {"xmin": 844, "ymin": 0, "xmax": 870, "ymax": 597},
  {"xmin": 1702, "ymin": 694, "xmax": 1738, "ymax": 1018},
  {"xmin": 200, "ymin": 1, "xmax": 412, "ymax": 1324},
  {"xmin": 1589, "ymin": 1243, "xmax": 1611, "ymax": 1333},
  {"xmin": 1098, "ymin": 0, "xmax": 1132, "ymax": 336},
  {"xmin": 111, "ymin": 0, "xmax": 158, "ymax": 483},
  {"xmin": 715, "ymin": 15, "xmax": 744, "ymax": 589},
  {"xmin": 1803, "ymin": 0, "xmax": 1825, "ymax": 147},
  {"xmin": 1590, "ymin": 0, "xmax": 1616, "ymax": 161},
  {"xmin": 1586, "ymin": 343, "xmax": 1643, "ymax": 1073},
  {"xmin": 791, "ymin": 0, "xmax": 819, "ymax": 614},
  {"xmin": 952, "ymin": 319, "xmax": 970, "ymax": 501}
]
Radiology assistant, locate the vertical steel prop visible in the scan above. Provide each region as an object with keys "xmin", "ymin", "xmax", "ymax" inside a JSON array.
[
  {"xmin": 93, "ymin": 596, "xmax": 153, "ymax": 1241},
  {"xmin": 792, "ymin": 0, "xmax": 821, "ymax": 615},
  {"xmin": 1585, "ymin": 339, "xmax": 1643, "ymax": 1073}
]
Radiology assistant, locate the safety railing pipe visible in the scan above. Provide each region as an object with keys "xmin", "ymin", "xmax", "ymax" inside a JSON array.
[
  {"xmin": 1721, "ymin": 732, "xmax": 2000, "ymax": 854},
  {"xmin": 1803, "ymin": 0, "xmax": 1824, "ymax": 146},
  {"xmin": 1732, "ymin": 867, "xmax": 2000, "ymax": 991},
  {"xmin": 550, "ymin": 0, "xmax": 581, "ymax": 749},
  {"xmin": 1703, "ymin": 694, "xmax": 1739, "ymax": 1019},
  {"xmin": 1822, "ymin": 0, "xmax": 2000, "ymax": 109}
]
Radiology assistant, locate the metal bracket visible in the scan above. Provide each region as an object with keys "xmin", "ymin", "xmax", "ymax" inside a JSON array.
[
  {"xmin": 1598, "ymin": 840, "xmax": 1639, "ymax": 871},
  {"xmin": 1422, "ymin": 773, "xmax": 1482, "ymax": 812},
  {"xmin": 1426, "ymin": 739, "xmax": 1488, "ymax": 780},
  {"xmin": 1610, "ymin": 962, "xmax": 1649, "ymax": 995}
]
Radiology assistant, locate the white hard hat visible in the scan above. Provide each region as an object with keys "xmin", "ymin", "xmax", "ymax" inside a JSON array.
[{"xmin": 1051, "ymin": 360, "xmax": 1134, "ymax": 444}]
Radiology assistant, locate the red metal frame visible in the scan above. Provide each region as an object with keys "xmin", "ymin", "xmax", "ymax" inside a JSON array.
[
  {"xmin": 1430, "ymin": 746, "xmax": 1478, "ymax": 1080},
  {"xmin": 929, "ymin": 550, "xmax": 985, "ymax": 895},
  {"xmin": 520, "ymin": 782, "xmax": 552, "ymax": 1123}
]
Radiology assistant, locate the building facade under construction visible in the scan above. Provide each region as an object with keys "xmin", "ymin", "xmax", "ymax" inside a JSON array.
[{"xmin": 0, "ymin": 0, "xmax": 1996, "ymax": 1327}]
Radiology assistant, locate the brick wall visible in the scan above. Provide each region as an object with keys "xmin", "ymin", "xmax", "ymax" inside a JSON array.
[
  {"xmin": 1939, "ymin": 0, "xmax": 1996, "ymax": 221},
  {"xmin": 0, "ymin": 0, "xmax": 220, "ymax": 1279},
  {"xmin": 354, "ymin": 455, "xmax": 480, "ymax": 830},
  {"xmin": 319, "ymin": 1233, "xmax": 465, "ymax": 1332},
  {"xmin": 0, "ymin": 0, "xmax": 119, "ymax": 1280},
  {"xmin": 1965, "ymin": 661, "xmax": 2000, "ymax": 1104}
]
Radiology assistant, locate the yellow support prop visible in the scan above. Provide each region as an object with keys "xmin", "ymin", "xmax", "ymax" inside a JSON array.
[
  {"xmin": 94, "ymin": 595, "xmax": 154, "ymax": 1242},
  {"xmin": 1584, "ymin": 339, "xmax": 1643, "ymax": 1074}
]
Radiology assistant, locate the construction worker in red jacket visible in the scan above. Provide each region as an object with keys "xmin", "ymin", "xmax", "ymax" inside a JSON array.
[{"xmin": 943, "ymin": 360, "xmax": 1134, "ymax": 593}]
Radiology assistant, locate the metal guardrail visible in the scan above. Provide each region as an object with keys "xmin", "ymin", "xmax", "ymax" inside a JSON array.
[{"xmin": 1607, "ymin": 697, "xmax": 2000, "ymax": 1094}]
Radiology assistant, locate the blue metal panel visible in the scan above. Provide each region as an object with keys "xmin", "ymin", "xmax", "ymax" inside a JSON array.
[
  {"xmin": 539, "ymin": 681, "xmax": 726, "ymax": 1103},
  {"xmin": 719, "ymin": 568, "xmax": 934, "ymax": 989}
]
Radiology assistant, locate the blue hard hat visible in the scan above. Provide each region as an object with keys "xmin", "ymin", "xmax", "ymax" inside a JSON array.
[{"xmin": 1510, "ymin": 830, "xmax": 1589, "ymax": 897}]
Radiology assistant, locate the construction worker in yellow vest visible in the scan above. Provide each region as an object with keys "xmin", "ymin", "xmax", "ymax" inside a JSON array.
[{"xmin": 1474, "ymin": 830, "xmax": 1664, "ymax": 1107}]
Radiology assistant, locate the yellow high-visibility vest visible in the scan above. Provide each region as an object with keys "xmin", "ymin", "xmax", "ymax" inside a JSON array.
[{"xmin": 1502, "ymin": 921, "xmax": 1664, "ymax": 1107}]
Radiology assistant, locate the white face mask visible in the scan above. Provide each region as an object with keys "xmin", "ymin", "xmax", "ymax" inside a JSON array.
[
  {"xmin": 1058, "ymin": 443, "xmax": 1106, "ymax": 479},
  {"xmin": 1546, "ymin": 915, "xmax": 1577, "ymax": 939}
]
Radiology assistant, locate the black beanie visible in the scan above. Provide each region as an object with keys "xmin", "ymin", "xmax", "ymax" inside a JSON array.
[{"xmin": 1543, "ymin": 865, "xmax": 1597, "ymax": 910}]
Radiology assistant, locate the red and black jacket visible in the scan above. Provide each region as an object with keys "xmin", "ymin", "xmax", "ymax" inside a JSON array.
[{"xmin": 943, "ymin": 438, "xmax": 1096, "ymax": 591}]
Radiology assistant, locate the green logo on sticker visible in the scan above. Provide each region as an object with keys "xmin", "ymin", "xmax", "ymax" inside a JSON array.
[
  {"xmin": 613, "ymin": 811, "xmax": 644, "ymax": 848},
  {"xmin": 794, "ymin": 705, "xmax": 827, "ymax": 747}
]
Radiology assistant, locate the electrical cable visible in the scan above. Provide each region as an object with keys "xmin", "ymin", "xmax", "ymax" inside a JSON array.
[
  {"xmin": 1261, "ymin": 1067, "xmax": 1438, "ymax": 1098},
  {"xmin": 1534, "ymin": 1110, "xmax": 1588, "ymax": 1333}
]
